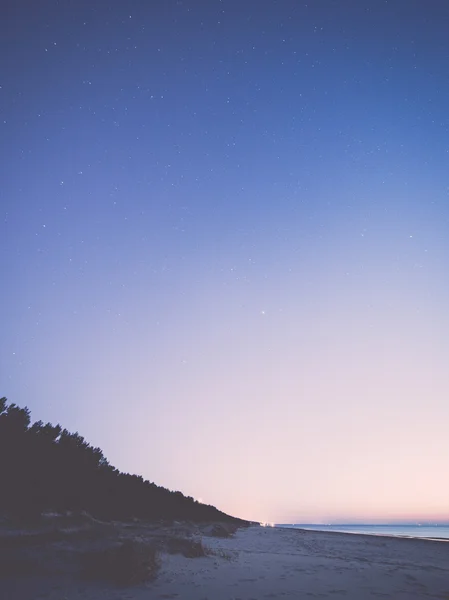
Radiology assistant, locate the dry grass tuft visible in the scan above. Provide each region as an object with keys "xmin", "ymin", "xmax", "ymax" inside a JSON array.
[
  {"xmin": 81, "ymin": 539, "xmax": 160, "ymax": 586},
  {"xmin": 166, "ymin": 536, "xmax": 206, "ymax": 558},
  {"xmin": 203, "ymin": 522, "xmax": 239, "ymax": 538},
  {"xmin": 205, "ymin": 547, "xmax": 238, "ymax": 562}
]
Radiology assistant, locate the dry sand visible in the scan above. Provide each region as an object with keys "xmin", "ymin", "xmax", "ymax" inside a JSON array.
[{"xmin": 1, "ymin": 520, "xmax": 449, "ymax": 599}]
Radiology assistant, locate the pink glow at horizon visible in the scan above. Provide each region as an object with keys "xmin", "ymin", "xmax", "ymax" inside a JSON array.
[
  {"xmin": 7, "ymin": 209, "xmax": 448, "ymax": 524},
  {"xmin": 3, "ymin": 0, "xmax": 449, "ymax": 525}
]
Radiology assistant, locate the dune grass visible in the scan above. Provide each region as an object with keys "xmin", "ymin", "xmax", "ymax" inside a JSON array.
[{"xmin": 81, "ymin": 539, "xmax": 161, "ymax": 586}]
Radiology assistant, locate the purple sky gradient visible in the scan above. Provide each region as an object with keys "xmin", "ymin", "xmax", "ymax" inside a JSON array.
[{"xmin": 2, "ymin": 0, "xmax": 449, "ymax": 522}]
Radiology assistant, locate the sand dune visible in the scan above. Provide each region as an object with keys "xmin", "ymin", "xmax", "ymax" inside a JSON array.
[{"xmin": 1, "ymin": 520, "xmax": 448, "ymax": 599}]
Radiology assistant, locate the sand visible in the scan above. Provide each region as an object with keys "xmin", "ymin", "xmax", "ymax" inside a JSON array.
[{"xmin": 1, "ymin": 521, "xmax": 449, "ymax": 599}]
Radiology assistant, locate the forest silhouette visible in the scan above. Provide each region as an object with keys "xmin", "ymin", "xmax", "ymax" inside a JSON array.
[{"xmin": 0, "ymin": 397, "xmax": 246, "ymax": 525}]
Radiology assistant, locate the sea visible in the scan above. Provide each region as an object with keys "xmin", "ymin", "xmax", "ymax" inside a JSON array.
[{"xmin": 276, "ymin": 524, "xmax": 449, "ymax": 541}]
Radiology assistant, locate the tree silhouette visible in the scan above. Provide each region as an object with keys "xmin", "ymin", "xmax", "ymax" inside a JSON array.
[{"xmin": 0, "ymin": 397, "xmax": 247, "ymax": 525}]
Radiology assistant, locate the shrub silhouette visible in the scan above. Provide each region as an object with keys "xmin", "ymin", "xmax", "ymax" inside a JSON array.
[
  {"xmin": 0, "ymin": 397, "xmax": 247, "ymax": 525},
  {"xmin": 81, "ymin": 540, "xmax": 161, "ymax": 586}
]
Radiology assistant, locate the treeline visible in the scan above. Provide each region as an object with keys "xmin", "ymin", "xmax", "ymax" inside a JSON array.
[{"xmin": 0, "ymin": 397, "xmax": 246, "ymax": 524}]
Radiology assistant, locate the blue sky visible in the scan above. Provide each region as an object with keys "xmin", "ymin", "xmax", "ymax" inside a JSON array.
[{"xmin": 2, "ymin": 0, "xmax": 449, "ymax": 522}]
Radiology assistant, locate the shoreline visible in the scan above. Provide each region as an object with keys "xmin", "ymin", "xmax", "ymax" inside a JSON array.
[{"xmin": 274, "ymin": 524, "xmax": 449, "ymax": 543}]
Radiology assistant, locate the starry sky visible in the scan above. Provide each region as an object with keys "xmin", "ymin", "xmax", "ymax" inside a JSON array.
[{"xmin": 2, "ymin": 0, "xmax": 449, "ymax": 524}]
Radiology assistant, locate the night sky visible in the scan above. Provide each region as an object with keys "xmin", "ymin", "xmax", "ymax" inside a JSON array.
[{"xmin": 2, "ymin": 0, "xmax": 449, "ymax": 523}]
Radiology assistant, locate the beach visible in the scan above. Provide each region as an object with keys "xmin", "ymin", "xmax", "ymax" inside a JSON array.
[
  {"xmin": 147, "ymin": 526, "xmax": 449, "ymax": 599},
  {"xmin": 1, "ymin": 519, "xmax": 449, "ymax": 599}
]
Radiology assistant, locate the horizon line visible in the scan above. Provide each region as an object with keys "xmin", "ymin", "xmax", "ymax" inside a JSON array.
[{"xmin": 276, "ymin": 521, "xmax": 449, "ymax": 526}]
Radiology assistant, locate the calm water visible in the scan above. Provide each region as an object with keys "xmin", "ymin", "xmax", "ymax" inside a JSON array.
[{"xmin": 277, "ymin": 524, "xmax": 449, "ymax": 540}]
